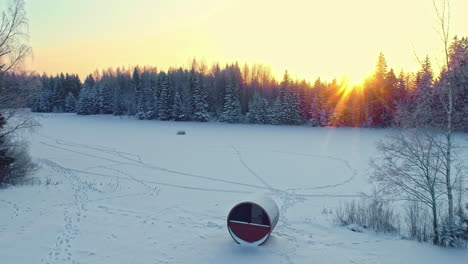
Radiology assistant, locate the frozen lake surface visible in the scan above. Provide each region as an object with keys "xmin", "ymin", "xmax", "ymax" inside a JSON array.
[{"xmin": 1, "ymin": 113, "xmax": 467, "ymax": 264}]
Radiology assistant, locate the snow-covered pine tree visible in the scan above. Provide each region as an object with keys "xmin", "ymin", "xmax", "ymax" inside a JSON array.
[
  {"xmin": 219, "ymin": 80, "xmax": 242, "ymax": 123},
  {"xmin": 319, "ymin": 108, "xmax": 331, "ymax": 127},
  {"xmin": 268, "ymin": 97, "xmax": 282, "ymax": 125},
  {"xmin": 172, "ymin": 90, "xmax": 185, "ymax": 121},
  {"xmin": 412, "ymin": 56, "xmax": 434, "ymax": 127},
  {"xmin": 277, "ymin": 72, "xmax": 303, "ymax": 125},
  {"xmin": 158, "ymin": 72, "xmax": 172, "ymax": 120},
  {"xmin": 88, "ymin": 86, "xmax": 99, "ymax": 115},
  {"xmin": 309, "ymin": 95, "xmax": 332, "ymax": 127},
  {"xmin": 380, "ymin": 69, "xmax": 398, "ymax": 127},
  {"xmin": 32, "ymin": 76, "xmax": 55, "ymax": 112},
  {"xmin": 146, "ymin": 71, "xmax": 158, "ymax": 119},
  {"xmin": 191, "ymin": 73, "xmax": 209, "ymax": 122},
  {"xmin": 96, "ymin": 80, "xmax": 113, "ymax": 114},
  {"xmin": 133, "ymin": 68, "xmax": 146, "ymax": 119},
  {"xmin": 76, "ymin": 87, "xmax": 89, "ymax": 115},
  {"xmin": 76, "ymin": 75, "xmax": 98, "ymax": 115},
  {"xmin": 135, "ymin": 70, "xmax": 157, "ymax": 119},
  {"xmin": 33, "ymin": 88, "xmax": 53, "ymax": 112},
  {"xmin": 64, "ymin": 92, "xmax": 76, "ymax": 113},
  {"xmin": 49, "ymin": 75, "xmax": 65, "ymax": 112},
  {"xmin": 112, "ymin": 73, "xmax": 125, "ymax": 116},
  {"xmin": 247, "ymin": 93, "xmax": 269, "ymax": 124}
]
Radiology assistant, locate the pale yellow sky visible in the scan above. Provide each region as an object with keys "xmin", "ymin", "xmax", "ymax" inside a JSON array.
[{"xmin": 25, "ymin": 0, "xmax": 468, "ymax": 84}]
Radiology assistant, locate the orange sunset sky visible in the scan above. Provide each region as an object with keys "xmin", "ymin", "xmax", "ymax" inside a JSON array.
[{"xmin": 22, "ymin": 0, "xmax": 468, "ymax": 84}]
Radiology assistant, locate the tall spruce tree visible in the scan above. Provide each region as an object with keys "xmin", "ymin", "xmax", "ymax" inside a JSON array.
[
  {"xmin": 247, "ymin": 93, "xmax": 270, "ymax": 124},
  {"xmin": 191, "ymin": 73, "xmax": 209, "ymax": 122},
  {"xmin": 277, "ymin": 71, "xmax": 303, "ymax": 125},
  {"xmin": 220, "ymin": 79, "xmax": 242, "ymax": 123},
  {"xmin": 77, "ymin": 75, "xmax": 98, "ymax": 115},
  {"xmin": 158, "ymin": 72, "xmax": 172, "ymax": 120},
  {"xmin": 64, "ymin": 92, "xmax": 76, "ymax": 113},
  {"xmin": 412, "ymin": 56, "xmax": 434, "ymax": 127},
  {"xmin": 309, "ymin": 95, "xmax": 329, "ymax": 127},
  {"xmin": 172, "ymin": 90, "xmax": 185, "ymax": 121},
  {"xmin": 268, "ymin": 97, "xmax": 282, "ymax": 125}
]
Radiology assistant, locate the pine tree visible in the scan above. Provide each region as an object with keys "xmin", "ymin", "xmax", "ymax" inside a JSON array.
[
  {"xmin": 380, "ymin": 68, "xmax": 398, "ymax": 127},
  {"xmin": 32, "ymin": 76, "xmax": 54, "ymax": 112},
  {"xmin": 309, "ymin": 95, "xmax": 328, "ymax": 127},
  {"xmin": 158, "ymin": 72, "xmax": 172, "ymax": 120},
  {"xmin": 172, "ymin": 90, "xmax": 185, "ymax": 121},
  {"xmin": 413, "ymin": 56, "xmax": 434, "ymax": 127},
  {"xmin": 112, "ymin": 73, "xmax": 128, "ymax": 116},
  {"xmin": 268, "ymin": 98, "xmax": 282, "ymax": 125},
  {"xmin": 133, "ymin": 68, "xmax": 146, "ymax": 119},
  {"xmin": 135, "ymin": 70, "xmax": 157, "ymax": 119},
  {"xmin": 365, "ymin": 52, "xmax": 390, "ymax": 127},
  {"xmin": 277, "ymin": 71, "xmax": 303, "ymax": 125},
  {"xmin": 76, "ymin": 75, "xmax": 98, "ymax": 115},
  {"xmin": 146, "ymin": 71, "xmax": 158, "ymax": 119},
  {"xmin": 247, "ymin": 93, "xmax": 269, "ymax": 124},
  {"xmin": 446, "ymin": 36, "xmax": 468, "ymax": 131},
  {"xmin": 64, "ymin": 92, "xmax": 76, "ymax": 113},
  {"xmin": 96, "ymin": 80, "xmax": 112, "ymax": 114},
  {"xmin": 191, "ymin": 73, "xmax": 209, "ymax": 122},
  {"xmin": 76, "ymin": 87, "xmax": 89, "ymax": 115},
  {"xmin": 220, "ymin": 80, "xmax": 242, "ymax": 123}
]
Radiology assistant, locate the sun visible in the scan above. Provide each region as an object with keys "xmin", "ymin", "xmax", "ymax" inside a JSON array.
[{"xmin": 337, "ymin": 74, "xmax": 360, "ymax": 96}]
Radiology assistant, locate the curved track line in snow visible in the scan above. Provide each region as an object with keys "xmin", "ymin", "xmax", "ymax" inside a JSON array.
[
  {"xmin": 39, "ymin": 158, "xmax": 250, "ymax": 195},
  {"xmin": 40, "ymin": 141, "xmax": 270, "ymax": 191},
  {"xmin": 41, "ymin": 139, "xmax": 362, "ymax": 198},
  {"xmin": 91, "ymin": 165, "xmax": 159, "ymax": 195},
  {"xmin": 55, "ymin": 139, "xmax": 143, "ymax": 164},
  {"xmin": 267, "ymin": 150, "xmax": 358, "ymax": 191},
  {"xmin": 38, "ymin": 133, "xmax": 142, "ymax": 163},
  {"xmin": 231, "ymin": 146, "xmax": 275, "ymax": 190}
]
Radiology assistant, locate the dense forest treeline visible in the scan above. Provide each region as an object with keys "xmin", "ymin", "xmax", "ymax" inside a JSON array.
[{"xmin": 4, "ymin": 37, "xmax": 467, "ymax": 129}]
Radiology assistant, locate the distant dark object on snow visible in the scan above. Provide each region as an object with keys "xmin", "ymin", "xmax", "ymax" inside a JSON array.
[
  {"xmin": 227, "ymin": 193, "xmax": 279, "ymax": 246},
  {"xmin": 176, "ymin": 130, "xmax": 186, "ymax": 135}
]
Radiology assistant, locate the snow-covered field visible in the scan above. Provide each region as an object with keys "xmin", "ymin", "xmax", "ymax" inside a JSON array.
[{"xmin": 1, "ymin": 113, "xmax": 468, "ymax": 264}]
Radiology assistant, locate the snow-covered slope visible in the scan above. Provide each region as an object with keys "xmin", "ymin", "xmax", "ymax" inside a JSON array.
[{"xmin": 1, "ymin": 113, "xmax": 467, "ymax": 264}]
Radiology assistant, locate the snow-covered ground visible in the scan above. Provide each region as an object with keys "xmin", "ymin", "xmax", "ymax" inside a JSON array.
[{"xmin": 1, "ymin": 113, "xmax": 468, "ymax": 264}]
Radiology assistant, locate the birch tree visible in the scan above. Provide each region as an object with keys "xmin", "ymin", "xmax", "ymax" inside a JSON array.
[
  {"xmin": 370, "ymin": 130, "xmax": 446, "ymax": 244},
  {"xmin": 433, "ymin": 0, "xmax": 456, "ymax": 239}
]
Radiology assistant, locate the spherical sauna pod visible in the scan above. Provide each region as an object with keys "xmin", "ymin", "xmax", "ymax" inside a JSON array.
[{"xmin": 227, "ymin": 194, "xmax": 279, "ymax": 245}]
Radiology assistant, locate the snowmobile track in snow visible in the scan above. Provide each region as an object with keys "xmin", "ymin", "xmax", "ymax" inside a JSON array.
[
  {"xmin": 41, "ymin": 139, "xmax": 363, "ymax": 198},
  {"xmin": 40, "ymin": 140, "xmax": 271, "ymax": 191},
  {"xmin": 39, "ymin": 158, "xmax": 251, "ymax": 195},
  {"xmin": 268, "ymin": 150, "xmax": 358, "ymax": 191},
  {"xmin": 231, "ymin": 145, "xmax": 276, "ymax": 191}
]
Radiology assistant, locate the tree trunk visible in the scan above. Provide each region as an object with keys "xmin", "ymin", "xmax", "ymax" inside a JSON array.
[
  {"xmin": 445, "ymin": 46, "xmax": 455, "ymax": 240},
  {"xmin": 446, "ymin": 113, "xmax": 454, "ymax": 232},
  {"xmin": 437, "ymin": 0, "xmax": 455, "ymax": 240},
  {"xmin": 431, "ymin": 194, "xmax": 440, "ymax": 245}
]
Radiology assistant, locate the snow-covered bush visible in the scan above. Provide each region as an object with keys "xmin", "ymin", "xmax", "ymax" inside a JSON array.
[
  {"xmin": 0, "ymin": 113, "xmax": 37, "ymax": 186},
  {"xmin": 403, "ymin": 201, "xmax": 432, "ymax": 243},
  {"xmin": 334, "ymin": 197, "xmax": 399, "ymax": 234},
  {"xmin": 0, "ymin": 134, "xmax": 37, "ymax": 186}
]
